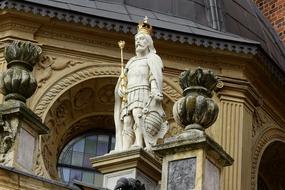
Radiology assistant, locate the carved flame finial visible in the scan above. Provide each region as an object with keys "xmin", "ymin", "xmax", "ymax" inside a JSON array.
[{"xmin": 137, "ymin": 16, "xmax": 152, "ymax": 35}]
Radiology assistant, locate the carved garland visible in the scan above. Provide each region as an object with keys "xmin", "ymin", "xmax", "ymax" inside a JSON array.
[
  {"xmin": 35, "ymin": 55, "xmax": 84, "ymax": 88},
  {"xmin": 251, "ymin": 127, "xmax": 285, "ymax": 190}
]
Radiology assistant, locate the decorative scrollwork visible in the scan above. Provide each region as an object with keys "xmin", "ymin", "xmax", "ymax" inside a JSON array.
[{"xmin": 35, "ymin": 55, "xmax": 84, "ymax": 88}]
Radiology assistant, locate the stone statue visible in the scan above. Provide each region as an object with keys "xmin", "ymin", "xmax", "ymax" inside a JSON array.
[
  {"xmin": 114, "ymin": 17, "xmax": 168, "ymax": 151},
  {"xmin": 114, "ymin": 177, "xmax": 145, "ymax": 190}
]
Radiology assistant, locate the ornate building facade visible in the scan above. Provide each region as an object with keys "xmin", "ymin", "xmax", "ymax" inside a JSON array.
[{"xmin": 0, "ymin": 0, "xmax": 284, "ymax": 190}]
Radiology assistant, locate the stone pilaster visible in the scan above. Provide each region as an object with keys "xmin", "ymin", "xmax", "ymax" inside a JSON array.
[{"xmin": 217, "ymin": 77, "xmax": 260, "ymax": 190}]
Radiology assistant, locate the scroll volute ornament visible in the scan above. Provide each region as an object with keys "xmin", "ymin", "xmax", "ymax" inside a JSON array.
[
  {"xmin": 173, "ymin": 68, "xmax": 219, "ymax": 137},
  {"xmin": 0, "ymin": 41, "xmax": 42, "ymax": 102}
]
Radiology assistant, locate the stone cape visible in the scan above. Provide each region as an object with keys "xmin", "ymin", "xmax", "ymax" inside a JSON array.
[{"xmin": 113, "ymin": 52, "xmax": 164, "ymax": 151}]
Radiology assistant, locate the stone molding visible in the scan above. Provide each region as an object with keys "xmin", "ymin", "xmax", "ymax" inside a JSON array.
[
  {"xmin": 0, "ymin": 20, "xmax": 41, "ymax": 35},
  {"xmin": 33, "ymin": 65, "xmax": 120, "ymax": 118},
  {"xmin": 0, "ymin": 0, "xmax": 258, "ymax": 56},
  {"xmin": 255, "ymin": 52, "xmax": 285, "ymax": 87},
  {"xmin": 217, "ymin": 76, "xmax": 262, "ymax": 109},
  {"xmin": 35, "ymin": 55, "xmax": 84, "ymax": 88}
]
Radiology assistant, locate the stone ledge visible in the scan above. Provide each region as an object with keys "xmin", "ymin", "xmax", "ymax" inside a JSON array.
[
  {"xmin": 91, "ymin": 148, "xmax": 161, "ymax": 182},
  {"xmin": 0, "ymin": 165, "xmax": 78, "ymax": 190},
  {"xmin": 153, "ymin": 134, "xmax": 234, "ymax": 167},
  {"xmin": 0, "ymin": 100, "xmax": 48, "ymax": 134}
]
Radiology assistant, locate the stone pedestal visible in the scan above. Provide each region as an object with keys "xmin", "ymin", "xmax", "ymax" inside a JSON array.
[
  {"xmin": 152, "ymin": 133, "xmax": 233, "ymax": 190},
  {"xmin": 0, "ymin": 101, "xmax": 48, "ymax": 173},
  {"xmin": 91, "ymin": 148, "xmax": 161, "ymax": 190}
]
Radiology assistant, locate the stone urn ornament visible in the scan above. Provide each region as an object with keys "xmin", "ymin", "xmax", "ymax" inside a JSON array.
[
  {"xmin": 0, "ymin": 40, "xmax": 42, "ymax": 156},
  {"xmin": 173, "ymin": 68, "xmax": 219, "ymax": 139},
  {"xmin": 0, "ymin": 41, "xmax": 41, "ymax": 103}
]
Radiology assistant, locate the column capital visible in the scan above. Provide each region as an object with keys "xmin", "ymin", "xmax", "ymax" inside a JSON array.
[{"xmin": 216, "ymin": 76, "xmax": 262, "ymax": 109}]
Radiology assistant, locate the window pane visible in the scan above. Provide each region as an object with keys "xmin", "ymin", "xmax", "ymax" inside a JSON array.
[
  {"xmin": 60, "ymin": 148, "xmax": 72, "ymax": 165},
  {"xmin": 82, "ymin": 171, "xmax": 94, "ymax": 184},
  {"xmin": 73, "ymin": 138, "xmax": 85, "ymax": 153},
  {"xmin": 58, "ymin": 133, "xmax": 115, "ymax": 186},
  {"xmin": 62, "ymin": 167, "xmax": 70, "ymax": 182},
  {"xmin": 71, "ymin": 151, "xmax": 84, "ymax": 167},
  {"xmin": 111, "ymin": 136, "xmax": 116, "ymax": 151},
  {"xmin": 83, "ymin": 153, "xmax": 94, "ymax": 168},
  {"xmin": 85, "ymin": 136, "xmax": 97, "ymax": 154},
  {"xmin": 70, "ymin": 168, "xmax": 82, "ymax": 182},
  {"xmin": 96, "ymin": 135, "xmax": 109, "ymax": 156}
]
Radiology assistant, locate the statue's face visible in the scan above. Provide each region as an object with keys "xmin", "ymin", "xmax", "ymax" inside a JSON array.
[{"xmin": 135, "ymin": 33, "xmax": 149, "ymax": 54}]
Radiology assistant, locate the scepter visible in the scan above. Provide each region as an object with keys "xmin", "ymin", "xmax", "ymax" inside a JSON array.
[
  {"xmin": 118, "ymin": 40, "xmax": 127, "ymax": 102},
  {"xmin": 118, "ymin": 40, "xmax": 125, "ymax": 76}
]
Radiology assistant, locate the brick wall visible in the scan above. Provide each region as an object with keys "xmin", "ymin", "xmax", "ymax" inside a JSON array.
[{"xmin": 254, "ymin": 0, "xmax": 285, "ymax": 43}]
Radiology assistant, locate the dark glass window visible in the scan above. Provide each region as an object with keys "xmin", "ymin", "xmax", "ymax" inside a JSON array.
[{"xmin": 57, "ymin": 133, "xmax": 115, "ymax": 185}]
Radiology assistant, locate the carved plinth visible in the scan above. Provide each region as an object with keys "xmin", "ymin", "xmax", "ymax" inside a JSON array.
[
  {"xmin": 0, "ymin": 101, "xmax": 48, "ymax": 173},
  {"xmin": 152, "ymin": 135, "xmax": 233, "ymax": 190},
  {"xmin": 90, "ymin": 148, "xmax": 161, "ymax": 190}
]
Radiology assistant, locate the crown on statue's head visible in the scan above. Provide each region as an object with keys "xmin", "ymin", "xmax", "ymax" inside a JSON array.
[{"xmin": 137, "ymin": 16, "xmax": 152, "ymax": 35}]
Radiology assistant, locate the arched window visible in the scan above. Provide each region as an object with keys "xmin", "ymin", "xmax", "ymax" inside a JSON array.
[{"xmin": 57, "ymin": 133, "xmax": 115, "ymax": 185}]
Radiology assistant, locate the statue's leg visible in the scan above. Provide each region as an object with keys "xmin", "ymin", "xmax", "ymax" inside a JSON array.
[
  {"xmin": 122, "ymin": 115, "xmax": 134, "ymax": 150},
  {"xmin": 132, "ymin": 108, "xmax": 144, "ymax": 148}
]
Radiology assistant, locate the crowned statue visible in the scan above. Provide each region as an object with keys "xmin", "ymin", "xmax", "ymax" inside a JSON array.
[{"xmin": 114, "ymin": 17, "xmax": 169, "ymax": 152}]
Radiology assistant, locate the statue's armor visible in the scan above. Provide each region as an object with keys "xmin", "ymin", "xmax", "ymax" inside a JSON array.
[{"xmin": 121, "ymin": 57, "xmax": 151, "ymax": 118}]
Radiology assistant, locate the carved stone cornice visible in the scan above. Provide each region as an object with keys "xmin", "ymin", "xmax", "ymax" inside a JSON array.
[
  {"xmin": 217, "ymin": 76, "xmax": 285, "ymax": 131},
  {"xmin": 256, "ymin": 49, "xmax": 285, "ymax": 87},
  {"xmin": 0, "ymin": 0, "xmax": 284, "ymax": 93},
  {"xmin": 0, "ymin": 19, "xmax": 40, "ymax": 34},
  {"xmin": 216, "ymin": 76, "xmax": 262, "ymax": 110},
  {"xmin": 0, "ymin": 0, "xmax": 258, "ymax": 56},
  {"xmin": 38, "ymin": 28, "xmax": 121, "ymax": 51}
]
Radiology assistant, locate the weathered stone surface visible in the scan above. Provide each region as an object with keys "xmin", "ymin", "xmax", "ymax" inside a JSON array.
[
  {"xmin": 153, "ymin": 134, "xmax": 233, "ymax": 167},
  {"xmin": 91, "ymin": 148, "xmax": 161, "ymax": 190},
  {"xmin": 0, "ymin": 165, "xmax": 76, "ymax": 190},
  {"xmin": 0, "ymin": 41, "xmax": 47, "ymax": 169},
  {"xmin": 203, "ymin": 159, "xmax": 219, "ymax": 190},
  {"xmin": 0, "ymin": 101, "xmax": 48, "ymax": 167},
  {"xmin": 0, "ymin": 41, "xmax": 42, "ymax": 102},
  {"xmin": 167, "ymin": 158, "xmax": 196, "ymax": 190},
  {"xmin": 17, "ymin": 128, "xmax": 35, "ymax": 171},
  {"xmin": 173, "ymin": 68, "xmax": 219, "ymax": 138}
]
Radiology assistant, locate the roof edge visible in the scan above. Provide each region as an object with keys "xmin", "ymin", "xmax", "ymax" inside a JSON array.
[{"xmin": 0, "ymin": 0, "xmax": 259, "ymax": 55}]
